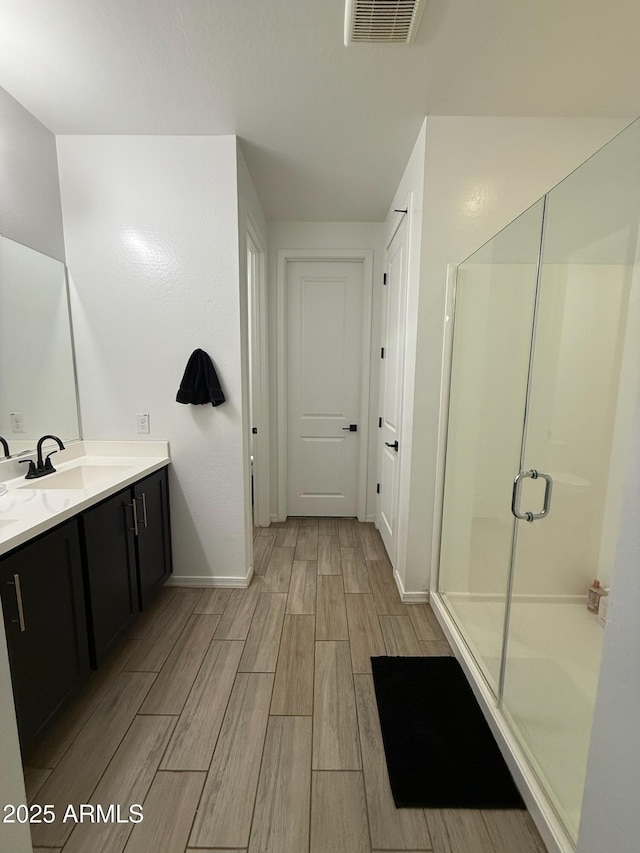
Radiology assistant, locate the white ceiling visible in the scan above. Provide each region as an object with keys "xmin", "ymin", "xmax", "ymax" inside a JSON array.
[{"xmin": 1, "ymin": 0, "xmax": 639, "ymax": 221}]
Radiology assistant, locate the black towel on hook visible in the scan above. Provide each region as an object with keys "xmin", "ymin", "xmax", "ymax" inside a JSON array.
[{"xmin": 176, "ymin": 348, "xmax": 226, "ymax": 406}]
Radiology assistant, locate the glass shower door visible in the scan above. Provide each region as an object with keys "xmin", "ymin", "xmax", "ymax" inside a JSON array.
[
  {"xmin": 502, "ymin": 119, "xmax": 640, "ymax": 841},
  {"xmin": 438, "ymin": 199, "xmax": 544, "ymax": 695}
]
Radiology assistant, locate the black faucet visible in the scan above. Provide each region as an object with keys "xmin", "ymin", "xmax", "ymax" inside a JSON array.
[
  {"xmin": 20, "ymin": 434, "xmax": 66, "ymax": 479},
  {"xmin": 0, "ymin": 436, "xmax": 9, "ymax": 458}
]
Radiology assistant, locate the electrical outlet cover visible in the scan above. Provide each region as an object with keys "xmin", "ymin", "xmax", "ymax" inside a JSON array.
[{"xmin": 10, "ymin": 412, "xmax": 26, "ymax": 433}]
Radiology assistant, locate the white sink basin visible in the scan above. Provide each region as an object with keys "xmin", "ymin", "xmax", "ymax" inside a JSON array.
[{"xmin": 18, "ymin": 465, "xmax": 135, "ymax": 491}]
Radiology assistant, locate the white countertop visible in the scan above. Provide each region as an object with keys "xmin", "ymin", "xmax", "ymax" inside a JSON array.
[{"xmin": 0, "ymin": 440, "xmax": 170, "ymax": 557}]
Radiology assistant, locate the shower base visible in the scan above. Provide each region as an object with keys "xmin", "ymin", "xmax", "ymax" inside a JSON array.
[{"xmin": 434, "ymin": 593, "xmax": 604, "ymax": 851}]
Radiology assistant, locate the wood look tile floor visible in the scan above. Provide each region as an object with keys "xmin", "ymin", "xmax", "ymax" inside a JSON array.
[{"xmin": 23, "ymin": 518, "xmax": 548, "ymax": 853}]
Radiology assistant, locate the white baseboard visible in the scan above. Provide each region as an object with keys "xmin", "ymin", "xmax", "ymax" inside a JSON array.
[
  {"xmin": 393, "ymin": 568, "xmax": 429, "ymax": 603},
  {"xmin": 365, "ymin": 513, "xmax": 375, "ymax": 522},
  {"xmin": 167, "ymin": 568, "xmax": 254, "ymax": 589}
]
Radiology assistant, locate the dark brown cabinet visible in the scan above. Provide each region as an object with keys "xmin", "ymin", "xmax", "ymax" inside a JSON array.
[
  {"xmin": 0, "ymin": 520, "xmax": 90, "ymax": 751},
  {"xmin": 81, "ymin": 490, "xmax": 139, "ymax": 667},
  {"xmin": 133, "ymin": 468, "xmax": 172, "ymax": 609},
  {"xmin": 81, "ymin": 466, "xmax": 172, "ymax": 665},
  {"xmin": 0, "ymin": 464, "xmax": 172, "ymax": 751}
]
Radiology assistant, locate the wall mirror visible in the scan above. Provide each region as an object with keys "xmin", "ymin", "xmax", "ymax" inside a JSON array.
[{"xmin": 0, "ymin": 234, "xmax": 81, "ymax": 457}]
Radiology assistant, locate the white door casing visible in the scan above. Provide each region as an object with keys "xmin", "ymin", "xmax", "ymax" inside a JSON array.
[
  {"xmin": 277, "ymin": 249, "xmax": 373, "ymax": 521},
  {"xmin": 377, "ymin": 215, "xmax": 408, "ymax": 562},
  {"xmin": 246, "ymin": 224, "xmax": 270, "ymax": 528},
  {"xmin": 288, "ymin": 260, "xmax": 362, "ymax": 516}
]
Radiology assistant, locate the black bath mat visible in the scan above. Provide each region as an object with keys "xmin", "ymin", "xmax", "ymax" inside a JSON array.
[{"xmin": 371, "ymin": 656, "xmax": 526, "ymax": 809}]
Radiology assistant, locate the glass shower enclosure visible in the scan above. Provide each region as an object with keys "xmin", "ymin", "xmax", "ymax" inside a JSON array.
[{"xmin": 435, "ymin": 118, "xmax": 640, "ymax": 846}]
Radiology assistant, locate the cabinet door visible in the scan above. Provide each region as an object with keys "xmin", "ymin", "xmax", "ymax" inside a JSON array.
[
  {"xmin": 134, "ymin": 467, "xmax": 173, "ymax": 609},
  {"xmin": 82, "ymin": 488, "xmax": 139, "ymax": 667},
  {"xmin": 0, "ymin": 520, "xmax": 89, "ymax": 751}
]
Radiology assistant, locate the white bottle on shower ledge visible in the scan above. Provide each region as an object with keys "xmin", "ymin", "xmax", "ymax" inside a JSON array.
[
  {"xmin": 598, "ymin": 588, "xmax": 610, "ymax": 627},
  {"xmin": 587, "ymin": 579, "xmax": 605, "ymax": 614}
]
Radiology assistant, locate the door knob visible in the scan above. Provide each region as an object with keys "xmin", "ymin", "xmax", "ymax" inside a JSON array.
[
  {"xmin": 342, "ymin": 424, "xmax": 358, "ymax": 432},
  {"xmin": 385, "ymin": 440, "xmax": 399, "ymax": 451}
]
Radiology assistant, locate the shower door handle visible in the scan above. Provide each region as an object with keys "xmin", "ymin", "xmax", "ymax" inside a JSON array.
[
  {"xmin": 511, "ymin": 469, "xmax": 554, "ymax": 522},
  {"xmin": 532, "ymin": 470, "xmax": 553, "ymax": 520},
  {"xmin": 511, "ymin": 471, "xmax": 533, "ymax": 521}
]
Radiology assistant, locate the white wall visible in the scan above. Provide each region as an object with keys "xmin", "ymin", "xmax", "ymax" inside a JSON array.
[
  {"xmin": 0, "ymin": 85, "xmax": 64, "ymax": 261},
  {"xmin": 577, "ymin": 250, "xmax": 640, "ymax": 853},
  {"xmin": 267, "ymin": 221, "xmax": 385, "ymax": 521},
  {"xmin": 578, "ymin": 352, "xmax": 640, "ymax": 851},
  {"xmin": 0, "ymin": 85, "xmax": 64, "ymax": 853},
  {"xmin": 405, "ymin": 116, "xmax": 629, "ymax": 595},
  {"xmin": 57, "ymin": 135, "xmax": 251, "ymax": 585}
]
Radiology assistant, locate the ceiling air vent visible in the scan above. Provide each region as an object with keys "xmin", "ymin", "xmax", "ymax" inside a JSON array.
[{"xmin": 344, "ymin": 0, "xmax": 427, "ymax": 45}]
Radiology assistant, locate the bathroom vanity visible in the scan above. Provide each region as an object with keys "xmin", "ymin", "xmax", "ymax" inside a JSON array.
[{"xmin": 0, "ymin": 441, "xmax": 171, "ymax": 751}]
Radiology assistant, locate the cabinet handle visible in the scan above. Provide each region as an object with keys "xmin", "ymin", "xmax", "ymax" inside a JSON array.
[
  {"xmin": 141, "ymin": 492, "xmax": 148, "ymax": 528},
  {"xmin": 126, "ymin": 500, "xmax": 139, "ymax": 536},
  {"xmin": 8, "ymin": 574, "xmax": 26, "ymax": 632}
]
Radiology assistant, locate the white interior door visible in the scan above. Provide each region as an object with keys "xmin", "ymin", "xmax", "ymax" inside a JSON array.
[
  {"xmin": 287, "ymin": 259, "xmax": 364, "ymax": 516},
  {"xmin": 377, "ymin": 217, "xmax": 408, "ymax": 560}
]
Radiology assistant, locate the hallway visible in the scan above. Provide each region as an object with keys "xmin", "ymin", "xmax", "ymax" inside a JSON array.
[{"xmin": 23, "ymin": 518, "xmax": 546, "ymax": 852}]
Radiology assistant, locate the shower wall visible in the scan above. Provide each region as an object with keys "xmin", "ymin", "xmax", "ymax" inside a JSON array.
[
  {"xmin": 436, "ymin": 118, "xmax": 640, "ymax": 849},
  {"xmin": 444, "ymin": 261, "xmax": 632, "ymax": 600},
  {"xmin": 515, "ymin": 262, "xmax": 631, "ymax": 596},
  {"xmin": 441, "ymin": 262, "xmax": 536, "ymax": 598}
]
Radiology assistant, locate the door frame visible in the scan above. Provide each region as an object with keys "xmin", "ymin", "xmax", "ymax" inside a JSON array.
[
  {"xmin": 276, "ymin": 248, "xmax": 374, "ymax": 522},
  {"xmin": 376, "ymin": 210, "xmax": 410, "ymax": 567},
  {"xmin": 430, "ymin": 263, "xmax": 458, "ymax": 597},
  {"xmin": 246, "ymin": 216, "xmax": 270, "ymax": 528}
]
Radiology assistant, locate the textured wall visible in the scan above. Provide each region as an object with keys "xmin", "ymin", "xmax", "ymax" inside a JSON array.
[{"xmin": 57, "ymin": 134, "xmax": 250, "ymax": 583}]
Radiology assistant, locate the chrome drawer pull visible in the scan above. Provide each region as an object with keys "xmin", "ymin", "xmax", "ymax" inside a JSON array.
[
  {"xmin": 126, "ymin": 500, "xmax": 139, "ymax": 536},
  {"xmin": 9, "ymin": 574, "xmax": 26, "ymax": 632}
]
